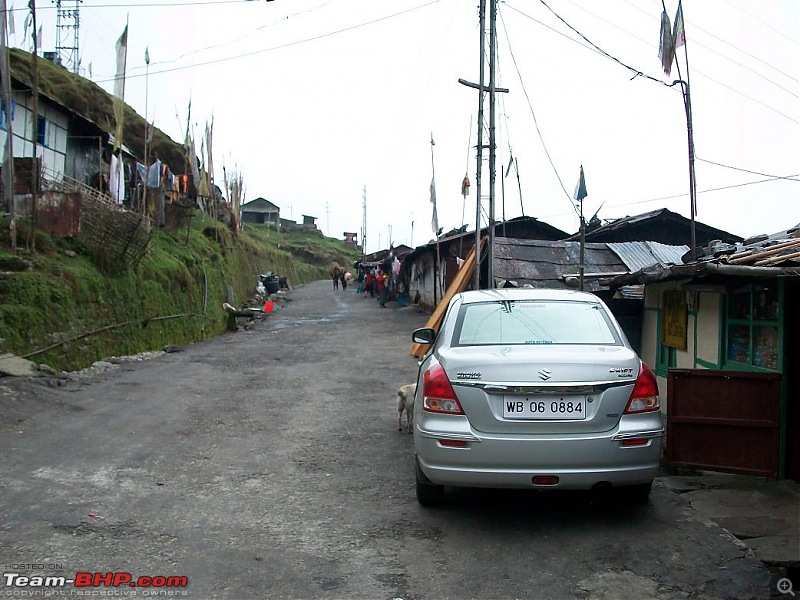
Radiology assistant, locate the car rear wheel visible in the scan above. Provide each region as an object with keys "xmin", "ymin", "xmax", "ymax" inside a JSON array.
[
  {"xmin": 623, "ymin": 481, "xmax": 653, "ymax": 503},
  {"xmin": 415, "ymin": 459, "xmax": 445, "ymax": 506}
]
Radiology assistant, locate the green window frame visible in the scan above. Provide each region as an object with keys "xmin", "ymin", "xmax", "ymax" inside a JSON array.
[{"xmin": 723, "ymin": 281, "xmax": 782, "ymax": 372}]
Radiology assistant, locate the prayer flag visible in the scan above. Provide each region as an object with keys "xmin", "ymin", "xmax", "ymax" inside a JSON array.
[
  {"xmin": 430, "ymin": 176, "xmax": 438, "ymax": 235},
  {"xmin": 573, "ymin": 165, "xmax": 588, "ymax": 202},
  {"xmin": 114, "ymin": 24, "xmax": 128, "ymax": 99},
  {"xmin": 658, "ymin": 9, "xmax": 674, "ymax": 76},
  {"xmin": 673, "ymin": 1, "xmax": 685, "ymax": 49}
]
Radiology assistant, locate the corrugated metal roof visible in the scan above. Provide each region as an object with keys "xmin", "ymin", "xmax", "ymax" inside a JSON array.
[
  {"xmin": 492, "ymin": 237, "xmax": 628, "ymax": 292},
  {"xmin": 607, "ymin": 241, "xmax": 689, "ymax": 272}
]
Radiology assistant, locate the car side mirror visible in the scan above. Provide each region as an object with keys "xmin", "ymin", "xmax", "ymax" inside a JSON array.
[{"xmin": 412, "ymin": 327, "xmax": 437, "ymax": 345}]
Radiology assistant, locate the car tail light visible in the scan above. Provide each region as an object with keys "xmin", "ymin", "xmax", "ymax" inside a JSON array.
[
  {"xmin": 620, "ymin": 438, "xmax": 650, "ymax": 447},
  {"xmin": 532, "ymin": 475, "xmax": 560, "ymax": 486},
  {"xmin": 624, "ymin": 362, "xmax": 660, "ymax": 414},
  {"xmin": 422, "ymin": 364, "xmax": 464, "ymax": 415},
  {"xmin": 438, "ymin": 439, "xmax": 468, "ymax": 448}
]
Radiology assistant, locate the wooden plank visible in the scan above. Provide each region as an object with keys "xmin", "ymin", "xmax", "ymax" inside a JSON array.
[{"xmin": 410, "ymin": 237, "xmax": 485, "ymax": 358}]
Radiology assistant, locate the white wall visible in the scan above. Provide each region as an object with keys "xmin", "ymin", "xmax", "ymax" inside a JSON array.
[
  {"xmin": 696, "ymin": 292, "xmax": 721, "ymax": 367},
  {"xmin": 0, "ymin": 91, "xmax": 68, "ymax": 175}
]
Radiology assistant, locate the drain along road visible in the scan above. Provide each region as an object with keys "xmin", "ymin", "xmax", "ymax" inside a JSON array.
[{"xmin": 1, "ymin": 280, "xmax": 771, "ymax": 599}]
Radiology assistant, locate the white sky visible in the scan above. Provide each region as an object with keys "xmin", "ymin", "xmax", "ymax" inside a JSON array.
[{"xmin": 9, "ymin": 0, "xmax": 800, "ymax": 254}]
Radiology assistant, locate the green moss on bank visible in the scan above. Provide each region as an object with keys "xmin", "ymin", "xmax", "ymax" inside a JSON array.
[{"xmin": 0, "ymin": 214, "xmax": 359, "ymax": 371}]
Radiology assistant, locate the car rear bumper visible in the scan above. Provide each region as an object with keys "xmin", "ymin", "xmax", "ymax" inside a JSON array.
[{"xmin": 415, "ymin": 417, "xmax": 664, "ymax": 490}]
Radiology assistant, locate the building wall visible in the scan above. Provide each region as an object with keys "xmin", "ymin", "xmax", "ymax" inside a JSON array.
[
  {"xmin": 696, "ymin": 292, "xmax": 721, "ymax": 367},
  {"xmin": 642, "ymin": 282, "xmax": 728, "ymax": 415},
  {"xmin": 408, "ymin": 253, "xmax": 437, "ymax": 309},
  {"xmin": 642, "ymin": 284, "xmax": 660, "ymax": 367},
  {"xmin": 0, "ymin": 92, "xmax": 68, "ymax": 176}
]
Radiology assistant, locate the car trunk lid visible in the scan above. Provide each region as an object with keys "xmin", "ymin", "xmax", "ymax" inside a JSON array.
[{"xmin": 436, "ymin": 344, "xmax": 640, "ymax": 434}]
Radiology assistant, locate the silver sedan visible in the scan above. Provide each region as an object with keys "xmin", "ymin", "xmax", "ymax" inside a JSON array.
[{"xmin": 411, "ymin": 288, "xmax": 664, "ymax": 506}]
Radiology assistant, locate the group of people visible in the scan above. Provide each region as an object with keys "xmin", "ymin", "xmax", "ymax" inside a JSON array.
[
  {"xmin": 331, "ymin": 264, "xmax": 392, "ymax": 308},
  {"xmin": 357, "ymin": 268, "xmax": 389, "ymax": 307},
  {"xmin": 330, "ymin": 265, "xmax": 352, "ymax": 291}
]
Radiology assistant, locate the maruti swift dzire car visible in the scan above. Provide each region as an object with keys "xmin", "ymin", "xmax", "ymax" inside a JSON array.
[{"xmin": 411, "ymin": 288, "xmax": 664, "ymax": 506}]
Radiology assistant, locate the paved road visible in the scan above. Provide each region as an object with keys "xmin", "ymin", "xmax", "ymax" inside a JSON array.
[{"xmin": 0, "ymin": 281, "xmax": 772, "ymax": 599}]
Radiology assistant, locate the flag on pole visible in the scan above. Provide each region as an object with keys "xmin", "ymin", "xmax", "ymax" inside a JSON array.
[
  {"xmin": 8, "ymin": 4, "xmax": 15, "ymax": 36},
  {"xmin": 658, "ymin": 9, "xmax": 674, "ymax": 76},
  {"xmin": 573, "ymin": 165, "xmax": 588, "ymax": 201},
  {"xmin": 112, "ymin": 24, "xmax": 128, "ymax": 153},
  {"xmin": 672, "ymin": 0, "xmax": 685, "ymax": 49},
  {"xmin": 144, "ymin": 46, "xmax": 150, "ymax": 65},
  {"xmin": 114, "ymin": 24, "xmax": 128, "ymax": 99},
  {"xmin": 461, "ymin": 174, "xmax": 470, "ymax": 198},
  {"xmin": 35, "ymin": 25, "xmax": 41, "ymax": 50},
  {"xmin": 430, "ymin": 176, "xmax": 438, "ymax": 235}
]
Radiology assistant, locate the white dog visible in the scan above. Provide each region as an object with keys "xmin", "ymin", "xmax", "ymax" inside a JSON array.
[{"xmin": 397, "ymin": 383, "xmax": 417, "ymax": 433}]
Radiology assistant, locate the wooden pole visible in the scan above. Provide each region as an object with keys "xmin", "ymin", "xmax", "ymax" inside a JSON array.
[
  {"xmin": 0, "ymin": 0, "xmax": 16, "ymax": 251},
  {"xmin": 29, "ymin": 0, "xmax": 39, "ymax": 252},
  {"xmin": 488, "ymin": 0, "xmax": 497, "ymax": 289},
  {"xmin": 579, "ymin": 203, "xmax": 585, "ymax": 292},
  {"xmin": 474, "ymin": 0, "xmax": 486, "ymax": 291}
]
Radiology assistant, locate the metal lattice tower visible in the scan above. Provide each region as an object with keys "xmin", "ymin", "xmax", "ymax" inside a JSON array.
[{"xmin": 53, "ymin": 0, "xmax": 82, "ymax": 74}]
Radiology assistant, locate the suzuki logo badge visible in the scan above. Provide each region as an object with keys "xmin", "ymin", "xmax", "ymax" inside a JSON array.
[{"xmin": 538, "ymin": 369, "xmax": 552, "ymax": 381}]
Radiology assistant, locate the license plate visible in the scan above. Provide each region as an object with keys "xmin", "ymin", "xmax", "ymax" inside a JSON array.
[{"xmin": 503, "ymin": 395, "xmax": 586, "ymax": 420}]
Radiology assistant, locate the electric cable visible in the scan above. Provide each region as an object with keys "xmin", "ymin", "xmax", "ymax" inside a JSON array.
[{"xmin": 497, "ymin": 6, "xmax": 580, "ymax": 217}]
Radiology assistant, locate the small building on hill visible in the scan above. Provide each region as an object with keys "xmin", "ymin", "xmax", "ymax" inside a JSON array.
[{"xmin": 241, "ymin": 198, "xmax": 280, "ymax": 227}]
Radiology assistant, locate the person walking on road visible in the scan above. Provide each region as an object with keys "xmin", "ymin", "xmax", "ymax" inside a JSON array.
[
  {"xmin": 376, "ymin": 269, "xmax": 388, "ymax": 308},
  {"xmin": 364, "ymin": 270, "xmax": 375, "ymax": 297}
]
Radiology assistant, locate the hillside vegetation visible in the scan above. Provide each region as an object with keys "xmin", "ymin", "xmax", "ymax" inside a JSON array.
[{"xmin": 0, "ymin": 216, "xmax": 359, "ymax": 372}]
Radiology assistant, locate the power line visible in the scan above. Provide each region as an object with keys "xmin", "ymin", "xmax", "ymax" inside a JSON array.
[
  {"xmin": 696, "ymin": 157, "xmax": 800, "ymax": 181},
  {"xmin": 723, "ymin": 0, "xmax": 799, "ymax": 47},
  {"xmin": 497, "ymin": 6, "xmax": 579, "ymax": 218},
  {"xmin": 538, "ymin": 173, "xmax": 800, "ymax": 221},
  {"xmin": 22, "ymin": 0, "xmax": 443, "ymax": 88},
  {"xmin": 560, "ymin": 0, "xmax": 798, "ymax": 99},
  {"xmin": 605, "ymin": 175, "xmax": 800, "ymax": 209},
  {"xmin": 504, "ymin": 1, "xmax": 799, "ymax": 125}
]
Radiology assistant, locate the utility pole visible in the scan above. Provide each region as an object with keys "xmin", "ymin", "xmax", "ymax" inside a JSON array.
[
  {"xmin": 488, "ymin": 0, "xmax": 497, "ymax": 289},
  {"xmin": 474, "ymin": 0, "xmax": 485, "ymax": 291},
  {"xmin": 29, "ymin": 0, "xmax": 39, "ymax": 252},
  {"xmin": 0, "ymin": 0, "xmax": 16, "ymax": 251},
  {"xmin": 141, "ymin": 47, "xmax": 150, "ymax": 215},
  {"xmin": 361, "ymin": 185, "xmax": 366, "ymax": 261},
  {"xmin": 54, "ymin": 0, "xmax": 82, "ymax": 74},
  {"xmin": 458, "ymin": 0, "xmax": 507, "ymax": 290}
]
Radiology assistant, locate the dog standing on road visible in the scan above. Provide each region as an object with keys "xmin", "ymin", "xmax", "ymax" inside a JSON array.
[{"xmin": 397, "ymin": 383, "xmax": 417, "ymax": 433}]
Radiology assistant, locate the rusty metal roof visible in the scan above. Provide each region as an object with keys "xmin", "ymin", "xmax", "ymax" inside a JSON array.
[{"xmin": 492, "ymin": 237, "xmax": 628, "ymax": 292}]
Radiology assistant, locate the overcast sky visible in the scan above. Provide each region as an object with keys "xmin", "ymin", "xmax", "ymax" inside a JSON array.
[{"xmin": 9, "ymin": 0, "xmax": 799, "ymax": 253}]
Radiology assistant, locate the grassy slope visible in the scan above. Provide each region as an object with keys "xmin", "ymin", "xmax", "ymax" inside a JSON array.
[{"xmin": 0, "ymin": 217, "xmax": 359, "ymax": 371}]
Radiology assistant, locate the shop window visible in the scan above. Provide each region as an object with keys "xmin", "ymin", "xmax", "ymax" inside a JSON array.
[{"xmin": 725, "ymin": 283, "xmax": 780, "ymax": 371}]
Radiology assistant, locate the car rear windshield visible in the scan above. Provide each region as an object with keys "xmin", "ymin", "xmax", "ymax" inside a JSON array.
[{"xmin": 454, "ymin": 300, "xmax": 620, "ymax": 346}]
